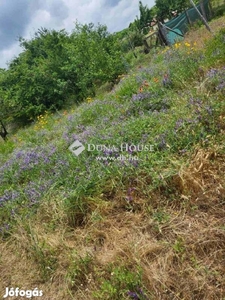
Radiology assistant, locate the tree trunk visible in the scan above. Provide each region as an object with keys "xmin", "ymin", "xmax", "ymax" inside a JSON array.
[
  {"xmin": 0, "ymin": 120, "xmax": 8, "ymax": 141},
  {"xmin": 185, "ymin": 10, "xmax": 191, "ymax": 25}
]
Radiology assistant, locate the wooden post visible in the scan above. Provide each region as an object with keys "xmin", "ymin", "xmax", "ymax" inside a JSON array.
[
  {"xmin": 200, "ymin": 0, "xmax": 207, "ymax": 20},
  {"xmin": 185, "ymin": 9, "xmax": 191, "ymax": 25},
  {"xmin": 158, "ymin": 22, "xmax": 169, "ymax": 45},
  {"xmin": 143, "ymin": 38, "xmax": 150, "ymax": 53},
  {"xmin": 189, "ymin": 0, "xmax": 213, "ymax": 33}
]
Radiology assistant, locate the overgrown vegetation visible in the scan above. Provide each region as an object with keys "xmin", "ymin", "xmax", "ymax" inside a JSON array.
[
  {"xmin": 0, "ymin": 10, "xmax": 225, "ymax": 300},
  {"xmin": 0, "ymin": 24, "xmax": 126, "ymax": 125}
]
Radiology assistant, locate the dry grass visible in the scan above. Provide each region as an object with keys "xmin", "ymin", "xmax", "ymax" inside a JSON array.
[
  {"xmin": 185, "ymin": 16, "xmax": 225, "ymax": 50},
  {"xmin": 1, "ymin": 145, "xmax": 224, "ymax": 299}
]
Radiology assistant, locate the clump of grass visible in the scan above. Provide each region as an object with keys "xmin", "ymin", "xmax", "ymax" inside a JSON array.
[
  {"xmin": 93, "ymin": 265, "xmax": 149, "ymax": 300},
  {"xmin": 205, "ymin": 28, "xmax": 225, "ymax": 66},
  {"xmin": 66, "ymin": 251, "xmax": 94, "ymax": 291}
]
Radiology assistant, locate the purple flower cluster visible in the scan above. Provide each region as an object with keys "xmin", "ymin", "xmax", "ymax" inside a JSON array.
[
  {"xmin": 0, "ymin": 190, "xmax": 20, "ymax": 207},
  {"xmin": 163, "ymin": 73, "xmax": 172, "ymax": 87},
  {"xmin": 102, "ymin": 148, "xmax": 119, "ymax": 157},
  {"xmin": 0, "ymin": 143, "xmax": 71, "ymax": 212},
  {"xmin": 131, "ymin": 92, "xmax": 151, "ymax": 102},
  {"xmin": 127, "ymin": 288, "xmax": 149, "ymax": 300},
  {"xmin": 155, "ymin": 133, "xmax": 167, "ymax": 150},
  {"xmin": 175, "ymin": 118, "xmax": 185, "ymax": 131},
  {"xmin": 188, "ymin": 97, "xmax": 214, "ymax": 120},
  {"xmin": 127, "ymin": 291, "xmax": 140, "ymax": 299},
  {"xmin": 0, "ymin": 223, "xmax": 11, "ymax": 236},
  {"xmin": 126, "ymin": 187, "xmax": 136, "ymax": 202},
  {"xmin": 67, "ymin": 115, "xmax": 74, "ymax": 122},
  {"xmin": 63, "ymin": 124, "xmax": 96, "ymax": 145},
  {"xmin": 189, "ymin": 97, "xmax": 203, "ymax": 107},
  {"xmin": 0, "ymin": 145, "xmax": 57, "ymax": 179},
  {"xmin": 174, "ymin": 117, "xmax": 199, "ymax": 134},
  {"xmin": 0, "ymin": 178, "xmax": 54, "ymax": 209},
  {"xmin": 216, "ymin": 80, "xmax": 225, "ymax": 90},
  {"xmin": 24, "ymin": 179, "xmax": 53, "ymax": 206},
  {"xmin": 129, "ymin": 92, "xmax": 169, "ymax": 117},
  {"xmin": 206, "ymin": 67, "xmax": 225, "ymax": 91},
  {"xmin": 206, "ymin": 68, "xmax": 218, "ymax": 78}
]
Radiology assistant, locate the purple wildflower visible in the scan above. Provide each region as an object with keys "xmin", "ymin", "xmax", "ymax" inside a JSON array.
[
  {"xmin": 131, "ymin": 92, "xmax": 151, "ymax": 102},
  {"xmin": 127, "ymin": 291, "xmax": 140, "ymax": 300},
  {"xmin": 0, "ymin": 190, "xmax": 20, "ymax": 206},
  {"xmin": 216, "ymin": 80, "xmax": 225, "ymax": 91},
  {"xmin": 175, "ymin": 118, "xmax": 184, "ymax": 131},
  {"xmin": 206, "ymin": 68, "xmax": 218, "ymax": 78},
  {"xmin": 205, "ymin": 105, "xmax": 213, "ymax": 115},
  {"xmin": 162, "ymin": 73, "xmax": 172, "ymax": 87}
]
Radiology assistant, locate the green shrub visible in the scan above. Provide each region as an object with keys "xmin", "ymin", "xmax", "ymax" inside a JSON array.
[
  {"xmin": 205, "ymin": 28, "xmax": 225, "ymax": 66},
  {"xmin": 93, "ymin": 265, "xmax": 149, "ymax": 300}
]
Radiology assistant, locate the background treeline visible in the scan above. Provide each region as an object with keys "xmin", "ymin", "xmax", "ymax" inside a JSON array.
[
  {"xmin": 0, "ymin": 23, "xmax": 126, "ymax": 125},
  {"xmin": 0, "ymin": 0, "xmax": 203, "ymax": 128}
]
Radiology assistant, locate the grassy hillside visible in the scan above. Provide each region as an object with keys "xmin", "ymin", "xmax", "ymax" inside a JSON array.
[{"xmin": 0, "ymin": 17, "xmax": 225, "ymax": 300}]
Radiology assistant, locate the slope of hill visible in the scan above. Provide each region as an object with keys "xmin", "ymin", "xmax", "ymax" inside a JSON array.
[{"xmin": 0, "ymin": 17, "xmax": 225, "ymax": 300}]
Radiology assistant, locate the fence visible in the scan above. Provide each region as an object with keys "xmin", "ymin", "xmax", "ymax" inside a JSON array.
[
  {"xmin": 163, "ymin": 0, "xmax": 212, "ymax": 45},
  {"xmin": 143, "ymin": 0, "xmax": 224, "ymax": 49}
]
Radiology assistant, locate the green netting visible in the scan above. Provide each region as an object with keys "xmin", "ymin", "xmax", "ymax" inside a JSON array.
[
  {"xmin": 164, "ymin": 0, "xmax": 211, "ymax": 45},
  {"xmin": 165, "ymin": 13, "xmax": 189, "ymax": 34},
  {"xmin": 167, "ymin": 29, "xmax": 183, "ymax": 45}
]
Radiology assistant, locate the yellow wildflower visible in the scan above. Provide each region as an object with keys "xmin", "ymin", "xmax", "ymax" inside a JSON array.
[{"xmin": 86, "ymin": 97, "xmax": 93, "ymax": 103}]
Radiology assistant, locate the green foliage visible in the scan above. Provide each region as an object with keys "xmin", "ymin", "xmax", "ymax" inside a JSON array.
[
  {"xmin": 173, "ymin": 238, "xmax": 186, "ymax": 254},
  {"xmin": 122, "ymin": 30, "xmax": 145, "ymax": 53},
  {"xmin": 1, "ymin": 28, "xmax": 73, "ymax": 123},
  {"xmin": 0, "ymin": 139, "xmax": 15, "ymax": 155},
  {"xmin": 0, "ymin": 69, "xmax": 15, "ymax": 130},
  {"xmin": 67, "ymin": 23, "xmax": 126, "ymax": 94},
  {"xmin": 26, "ymin": 226, "xmax": 58, "ymax": 281},
  {"xmin": 129, "ymin": 1, "xmax": 156, "ymax": 38},
  {"xmin": 0, "ymin": 24, "xmax": 126, "ymax": 124},
  {"xmin": 153, "ymin": 210, "xmax": 170, "ymax": 223},
  {"xmin": 168, "ymin": 48, "xmax": 200, "ymax": 88},
  {"xmin": 204, "ymin": 28, "xmax": 225, "ymax": 65},
  {"xmin": 155, "ymin": 0, "xmax": 173, "ymax": 21},
  {"xmin": 64, "ymin": 193, "xmax": 90, "ymax": 227},
  {"xmin": 212, "ymin": 1, "xmax": 225, "ymax": 17},
  {"xmin": 155, "ymin": 0, "xmax": 198, "ymax": 21},
  {"xmin": 67, "ymin": 251, "xmax": 93, "ymax": 290},
  {"xmin": 136, "ymin": 1, "xmax": 155, "ymax": 34},
  {"xmin": 93, "ymin": 265, "xmax": 147, "ymax": 300}
]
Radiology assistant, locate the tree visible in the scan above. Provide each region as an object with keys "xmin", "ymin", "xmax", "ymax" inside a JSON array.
[
  {"xmin": 0, "ymin": 24, "xmax": 126, "ymax": 124},
  {"xmin": 66, "ymin": 23, "xmax": 126, "ymax": 96},
  {"xmin": 134, "ymin": 1, "xmax": 156, "ymax": 34},
  {"xmin": 3, "ymin": 28, "xmax": 74, "ymax": 122},
  {"xmin": 0, "ymin": 120, "xmax": 8, "ymax": 141},
  {"xmin": 0, "ymin": 69, "xmax": 14, "ymax": 137},
  {"xmin": 155, "ymin": 0, "xmax": 198, "ymax": 22}
]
